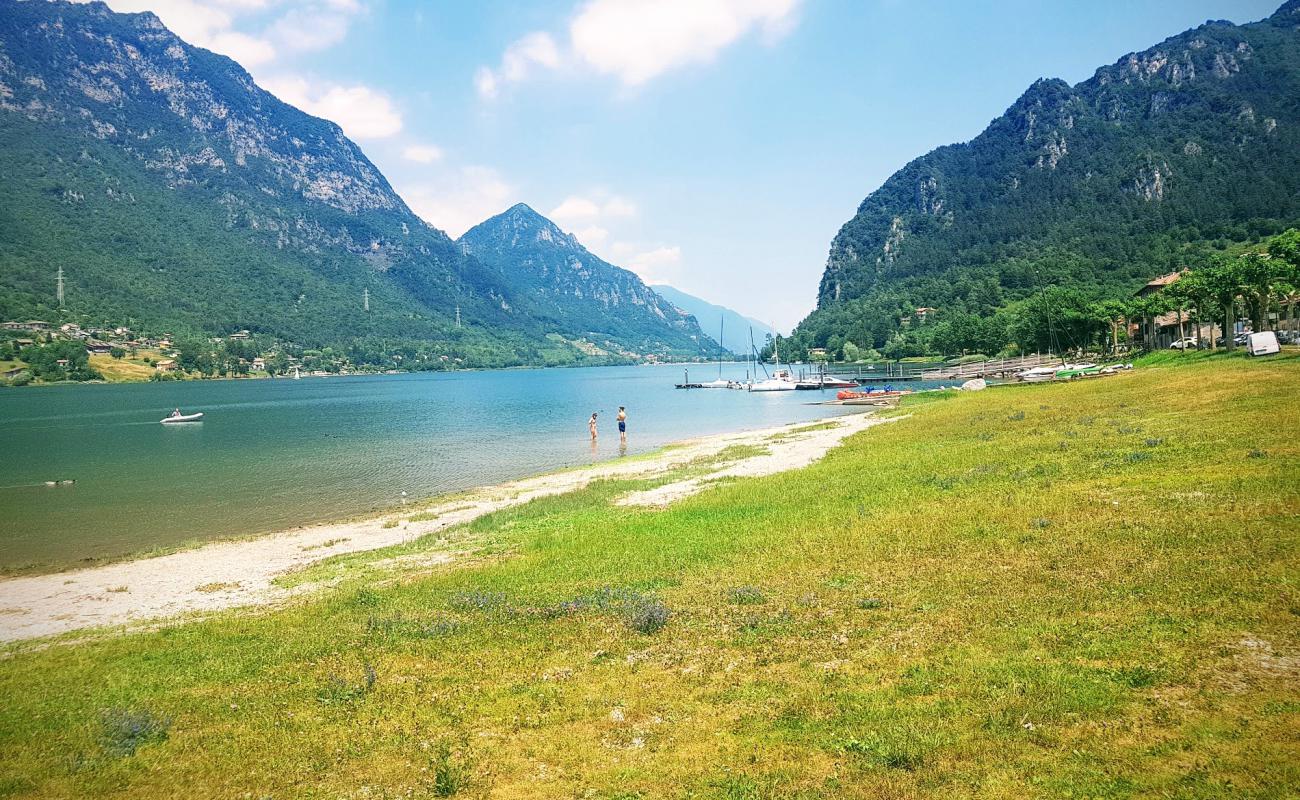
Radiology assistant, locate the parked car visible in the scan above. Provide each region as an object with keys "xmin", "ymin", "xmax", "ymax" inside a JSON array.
[
  {"xmin": 1234, "ymin": 332, "xmax": 1252, "ymax": 346},
  {"xmin": 1169, "ymin": 337, "xmax": 1199, "ymax": 350},
  {"xmin": 1277, "ymin": 330, "xmax": 1299, "ymax": 344}
]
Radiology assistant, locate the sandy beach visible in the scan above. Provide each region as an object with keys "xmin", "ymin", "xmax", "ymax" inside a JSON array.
[{"xmin": 0, "ymin": 411, "xmax": 898, "ymax": 645}]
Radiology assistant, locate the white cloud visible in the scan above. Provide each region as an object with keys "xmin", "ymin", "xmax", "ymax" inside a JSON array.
[
  {"xmin": 613, "ymin": 243, "xmax": 683, "ymax": 283},
  {"xmin": 399, "ymin": 166, "xmax": 517, "ymax": 239},
  {"xmin": 473, "ymin": 67, "xmax": 499, "ymax": 100},
  {"xmin": 262, "ymin": 76, "xmax": 402, "ymax": 139},
  {"xmin": 86, "ymin": 0, "xmax": 368, "ymax": 72},
  {"xmin": 206, "ymin": 30, "xmax": 277, "ymax": 66},
  {"xmin": 91, "ymin": 0, "xmax": 273, "ymax": 62},
  {"xmin": 549, "ymin": 195, "xmax": 601, "ymax": 221},
  {"xmin": 601, "ymin": 195, "xmax": 637, "ymax": 217},
  {"xmin": 571, "ymin": 0, "xmax": 800, "ymax": 85},
  {"xmin": 402, "ymin": 144, "xmax": 445, "ymax": 164},
  {"xmin": 574, "ymin": 225, "xmax": 610, "ymax": 249},
  {"xmin": 475, "ymin": 0, "xmax": 801, "ymax": 96},
  {"xmin": 475, "ymin": 31, "xmax": 562, "ymax": 99},
  {"xmin": 549, "ymin": 193, "xmax": 637, "ymax": 223},
  {"xmin": 269, "ymin": 9, "xmax": 353, "ymax": 54}
]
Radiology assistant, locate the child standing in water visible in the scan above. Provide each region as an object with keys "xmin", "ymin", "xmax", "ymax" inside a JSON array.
[
  {"xmin": 617, "ymin": 406, "xmax": 627, "ymax": 442},
  {"xmin": 588, "ymin": 412, "xmax": 598, "ymax": 441}
]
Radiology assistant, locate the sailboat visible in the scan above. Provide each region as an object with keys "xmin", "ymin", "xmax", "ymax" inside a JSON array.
[
  {"xmin": 696, "ymin": 317, "xmax": 731, "ymax": 388},
  {"xmin": 748, "ymin": 327, "xmax": 796, "ymax": 392}
]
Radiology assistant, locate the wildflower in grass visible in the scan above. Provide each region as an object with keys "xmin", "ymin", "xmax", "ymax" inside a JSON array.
[
  {"xmin": 451, "ymin": 590, "xmax": 509, "ymax": 612},
  {"xmin": 728, "ymin": 586, "xmax": 766, "ymax": 605},
  {"xmin": 626, "ymin": 599, "xmax": 670, "ymax": 634},
  {"xmin": 100, "ymin": 707, "xmax": 172, "ymax": 757}
]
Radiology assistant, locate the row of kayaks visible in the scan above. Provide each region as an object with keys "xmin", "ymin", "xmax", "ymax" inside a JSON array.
[
  {"xmin": 1016, "ymin": 363, "xmax": 1133, "ymax": 383},
  {"xmin": 835, "ymin": 388, "xmax": 908, "ymax": 406},
  {"xmin": 678, "ymin": 369, "xmax": 861, "ymax": 392}
]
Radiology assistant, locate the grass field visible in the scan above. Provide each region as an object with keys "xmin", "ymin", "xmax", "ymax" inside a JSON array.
[
  {"xmin": 0, "ymin": 355, "xmax": 1297, "ymax": 798},
  {"xmin": 87, "ymin": 352, "xmax": 163, "ymax": 383}
]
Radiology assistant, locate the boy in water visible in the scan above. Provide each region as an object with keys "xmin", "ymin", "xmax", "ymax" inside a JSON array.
[
  {"xmin": 617, "ymin": 406, "xmax": 627, "ymax": 442},
  {"xmin": 588, "ymin": 412, "xmax": 598, "ymax": 441}
]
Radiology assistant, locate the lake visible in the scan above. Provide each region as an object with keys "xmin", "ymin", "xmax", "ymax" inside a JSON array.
[{"xmin": 0, "ymin": 363, "xmax": 936, "ymax": 571}]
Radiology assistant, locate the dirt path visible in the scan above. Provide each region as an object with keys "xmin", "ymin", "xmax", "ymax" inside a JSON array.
[{"xmin": 0, "ymin": 412, "xmax": 895, "ymax": 644}]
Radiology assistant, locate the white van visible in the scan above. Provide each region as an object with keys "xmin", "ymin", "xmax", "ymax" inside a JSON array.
[{"xmin": 1247, "ymin": 331, "xmax": 1280, "ymax": 356}]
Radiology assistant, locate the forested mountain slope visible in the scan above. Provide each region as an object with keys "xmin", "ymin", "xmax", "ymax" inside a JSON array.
[
  {"xmin": 794, "ymin": 0, "xmax": 1300, "ymax": 353},
  {"xmin": 459, "ymin": 205, "xmax": 714, "ymax": 360},
  {"xmin": 0, "ymin": 1, "xmax": 709, "ymax": 366}
]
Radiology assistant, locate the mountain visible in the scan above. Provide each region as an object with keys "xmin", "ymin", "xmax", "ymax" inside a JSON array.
[
  {"xmin": 648, "ymin": 285, "xmax": 776, "ymax": 354},
  {"xmin": 458, "ymin": 204, "xmax": 715, "ymax": 360},
  {"xmin": 0, "ymin": 0, "xmax": 698, "ymax": 368},
  {"xmin": 794, "ymin": 0, "xmax": 1300, "ymax": 352}
]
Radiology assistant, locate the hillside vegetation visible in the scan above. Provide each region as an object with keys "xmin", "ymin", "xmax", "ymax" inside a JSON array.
[
  {"xmin": 791, "ymin": 1, "xmax": 1300, "ymax": 361},
  {"xmin": 0, "ymin": 0, "xmax": 712, "ymax": 368},
  {"xmin": 1, "ymin": 356, "xmax": 1296, "ymax": 798}
]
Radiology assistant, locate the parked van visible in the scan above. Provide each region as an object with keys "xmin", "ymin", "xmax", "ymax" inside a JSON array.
[{"xmin": 1247, "ymin": 331, "xmax": 1280, "ymax": 356}]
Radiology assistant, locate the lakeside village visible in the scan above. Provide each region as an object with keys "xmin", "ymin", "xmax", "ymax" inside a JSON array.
[
  {"xmin": 4, "ymin": 242, "xmax": 1299, "ymax": 388},
  {"xmin": 0, "ymin": 321, "xmax": 469, "ymax": 387}
]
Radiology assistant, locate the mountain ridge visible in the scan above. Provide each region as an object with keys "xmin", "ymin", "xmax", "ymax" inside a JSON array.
[
  {"xmin": 648, "ymin": 285, "xmax": 776, "ymax": 354},
  {"xmin": 0, "ymin": 0, "xmax": 710, "ymax": 368},
  {"xmin": 794, "ymin": 1, "xmax": 1300, "ymax": 355},
  {"xmin": 459, "ymin": 204, "xmax": 715, "ymax": 360}
]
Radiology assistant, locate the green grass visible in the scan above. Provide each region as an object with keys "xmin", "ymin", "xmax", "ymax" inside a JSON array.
[{"xmin": 0, "ymin": 357, "xmax": 1297, "ymax": 798}]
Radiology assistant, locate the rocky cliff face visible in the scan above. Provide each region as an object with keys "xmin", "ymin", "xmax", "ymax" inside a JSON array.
[
  {"xmin": 0, "ymin": 0, "xmax": 715, "ymax": 363},
  {"xmin": 811, "ymin": 1, "xmax": 1300, "ymax": 320},
  {"xmin": 0, "ymin": 0, "xmax": 536, "ymax": 354},
  {"xmin": 460, "ymin": 205, "xmax": 713, "ymax": 358}
]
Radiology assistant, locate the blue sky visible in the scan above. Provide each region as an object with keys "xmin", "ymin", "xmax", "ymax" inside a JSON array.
[{"xmin": 98, "ymin": 0, "xmax": 1281, "ymax": 330}]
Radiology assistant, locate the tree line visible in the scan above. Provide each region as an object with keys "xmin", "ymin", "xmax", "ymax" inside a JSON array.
[{"xmin": 772, "ymin": 229, "xmax": 1300, "ymax": 363}]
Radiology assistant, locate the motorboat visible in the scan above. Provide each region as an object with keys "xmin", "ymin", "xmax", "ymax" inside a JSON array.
[
  {"xmin": 1017, "ymin": 361, "xmax": 1102, "ymax": 382},
  {"xmin": 1056, "ymin": 364, "xmax": 1103, "ymax": 380},
  {"xmin": 795, "ymin": 375, "xmax": 858, "ymax": 390},
  {"xmin": 1016, "ymin": 365, "xmax": 1059, "ymax": 383},
  {"xmin": 749, "ymin": 369, "xmax": 797, "ymax": 392},
  {"xmin": 161, "ymin": 412, "xmax": 204, "ymax": 424}
]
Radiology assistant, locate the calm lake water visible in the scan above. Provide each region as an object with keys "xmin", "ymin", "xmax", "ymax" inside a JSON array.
[{"xmin": 0, "ymin": 363, "xmax": 937, "ymax": 571}]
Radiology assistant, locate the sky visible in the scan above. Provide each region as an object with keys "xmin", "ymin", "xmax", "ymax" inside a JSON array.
[{"xmin": 88, "ymin": 0, "xmax": 1281, "ymax": 331}]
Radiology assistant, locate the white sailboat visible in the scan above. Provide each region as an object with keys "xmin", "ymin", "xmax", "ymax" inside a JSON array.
[
  {"xmin": 696, "ymin": 316, "xmax": 732, "ymax": 388},
  {"xmin": 748, "ymin": 328, "xmax": 796, "ymax": 391}
]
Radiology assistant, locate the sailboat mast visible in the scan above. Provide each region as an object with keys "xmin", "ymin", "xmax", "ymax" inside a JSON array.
[{"xmin": 718, "ymin": 316, "xmax": 724, "ymax": 379}]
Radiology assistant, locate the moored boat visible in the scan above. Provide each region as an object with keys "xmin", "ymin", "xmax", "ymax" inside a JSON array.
[
  {"xmin": 836, "ymin": 388, "xmax": 906, "ymax": 401},
  {"xmin": 796, "ymin": 375, "xmax": 858, "ymax": 390},
  {"xmin": 749, "ymin": 369, "xmax": 798, "ymax": 392}
]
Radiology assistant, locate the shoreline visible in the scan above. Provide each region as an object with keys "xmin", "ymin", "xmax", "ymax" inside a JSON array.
[{"xmin": 0, "ymin": 410, "xmax": 898, "ymax": 645}]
